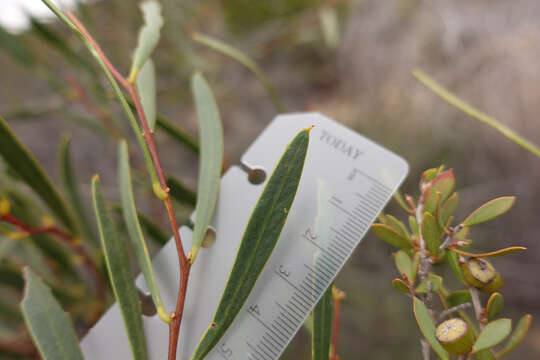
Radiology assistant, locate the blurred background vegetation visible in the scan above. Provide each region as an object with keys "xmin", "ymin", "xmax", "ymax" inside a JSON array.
[{"xmin": 0, "ymin": 0, "xmax": 539, "ymax": 358}]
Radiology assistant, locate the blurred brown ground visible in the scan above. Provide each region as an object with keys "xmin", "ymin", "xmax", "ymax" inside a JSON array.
[{"xmin": 0, "ymin": 0, "xmax": 539, "ymax": 358}]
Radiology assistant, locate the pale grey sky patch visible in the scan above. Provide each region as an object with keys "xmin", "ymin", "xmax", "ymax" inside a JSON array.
[{"xmin": 0, "ymin": 0, "xmax": 93, "ymax": 33}]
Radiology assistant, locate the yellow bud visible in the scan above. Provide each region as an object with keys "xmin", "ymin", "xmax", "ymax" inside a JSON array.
[
  {"xmin": 71, "ymin": 255, "xmax": 85, "ymax": 265},
  {"xmin": 7, "ymin": 231, "xmax": 29, "ymax": 240},
  {"xmin": 0, "ymin": 198, "xmax": 10, "ymax": 215},
  {"xmin": 41, "ymin": 215, "xmax": 55, "ymax": 227}
]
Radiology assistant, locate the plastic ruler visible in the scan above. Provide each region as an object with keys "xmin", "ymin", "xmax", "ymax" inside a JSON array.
[{"xmin": 81, "ymin": 112, "xmax": 409, "ymax": 359}]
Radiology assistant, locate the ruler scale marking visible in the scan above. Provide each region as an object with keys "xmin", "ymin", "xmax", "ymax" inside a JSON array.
[
  {"xmin": 290, "ymin": 294, "xmax": 310, "ymax": 312},
  {"xmin": 354, "ymin": 196, "xmax": 380, "ymax": 216},
  {"xmin": 303, "ymin": 275, "xmax": 326, "ymax": 293},
  {"xmin": 303, "ymin": 265, "xmax": 332, "ymax": 284},
  {"xmin": 287, "ymin": 302, "xmax": 308, "ymax": 321},
  {"xmin": 366, "ymin": 188, "xmax": 387, "ymax": 204},
  {"xmin": 199, "ymin": 114, "xmax": 407, "ymax": 360},
  {"xmin": 277, "ymin": 303, "xmax": 302, "ymax": 323},
  {"xmin": 81, "ymin": 113, "xmax": 408, "ymax": 360}
]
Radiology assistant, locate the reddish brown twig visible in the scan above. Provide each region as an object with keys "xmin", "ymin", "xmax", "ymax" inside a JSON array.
[
  {"xmin": 0, "ymin": 213, "xmax": 106, "ymax": 317},
  {"xmin": 330, "ymin": 287, "xmax": 345, "ymax": 360},
  {"xmin": 66, "ymin": 12, "xmax": 192, "ymax": 359}
]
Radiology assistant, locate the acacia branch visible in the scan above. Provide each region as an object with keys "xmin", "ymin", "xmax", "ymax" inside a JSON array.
[
  {"xmin": 65, "ymin": 12, "xmax": 192, "ymax": 358},
  {"xmin": 468, "ymin": 286, "xmax": 485, "ymax": 330}
]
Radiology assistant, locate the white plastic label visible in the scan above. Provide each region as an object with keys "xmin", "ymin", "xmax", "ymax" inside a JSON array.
[{"xmin": 81, "ymin": 112, "xmax": 408, "ymax": 360}]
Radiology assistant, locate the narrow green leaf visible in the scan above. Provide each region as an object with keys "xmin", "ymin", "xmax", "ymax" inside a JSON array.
[
  {"xmin": 447, "ymin": 250, "xmax": 466, "ymax": 284},
  {"xmin": 463, "ymin": 197, "xmax": 515, "ymax": 227},
  {"xmin": 371, "ymin": 224, "xmax": 412, "ymax": 250},
  {"xmin": 386, "ymin": 215, "xmax": 409, "ymax": 238},
  {"xmin": 191, "ymin": 127, "xmax": 311, "ymax": 360},
  {"xmin": 157, "ymin": 116, "xmax": 199, "ymax": 154},
  {"xmin": 0, "ymin": 115, "xmax": 77, "ymax": 232},
  {"xmin": 59, "ymin": 136, "xmax": 97, "ymax": 247},
  {"xmin": 392, "ymin": 190, "xmax": 411, "ymax": 212},
  {"xmin": 413, "ymin": 69, "xmax": 540, "ymax": 159},
  {"xmin": 439, "ymin": 192, "xmax": 458, "ymax": 228},
  {"xmin": 496, "ymin": 314, "xmax": 532, "ymax": 358},
  {"xmin": 446, "ymin": 290, "xmax": 472, "ymax": 308},
  {"xmin": 312, "ymin": 286, "xmax": 333, "ymax": 360},
  {"xmin": 20, "ymin": 268, "xmax": 83, "ymax": 360},
  {"xmin": 422, "ymin": 212, "xmax": 441, "ymax": 257},
  {"xmin": 392, "ymin": 278, "xmax": 409, "ymax": 293},
  {"xmin": 167, "ymin": 176, "xmax": 197, "ymax": 207},
  {"xmin": 413, "ymin": 297, "xmax": 450, "ymax": 360},
  {"xmin": 91, "ymin": 176, "xmax": 147, "ymax": 360},
  {"xmin": 393, "ymin": 250, "xmax": 412, "ymax": 283},
  {"xmin": 192, "ymin": 33, "xmax": 284, "ymax": 112},
  {"xmin": 473, "ymin": 318, "xmax": 512, "ymax": 353},
  {"xmin": 136, "ymin": 59, "xmax": 157, "ymax": 131},
  {"xmin": 416, "ymin": 274, "xmax": 442, "ymax": 294},
  {"xmin": 118, "ymin": 141, "xmax": 170, "ymax": 324},
  {"xmin": 189, "ymin": 73, "xmax": 224, "ymax": 263},
  {"xmin": 40, "ymin": 0, "xmax": 82, "ymax": 35},
  {"xmin": 129, "ymin": 0, "xmax": 164, "ymax": 81},
  {"xmin": 450, "ymin": 246, "xmax": 526, "ymax": 259},
  {"xmin": 486, "ymin": 293, "xmax": 504, "ymax": 322},
  {"xmin": 424, "ymin": 170, "xmax": 455, "ymax": 214}
]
